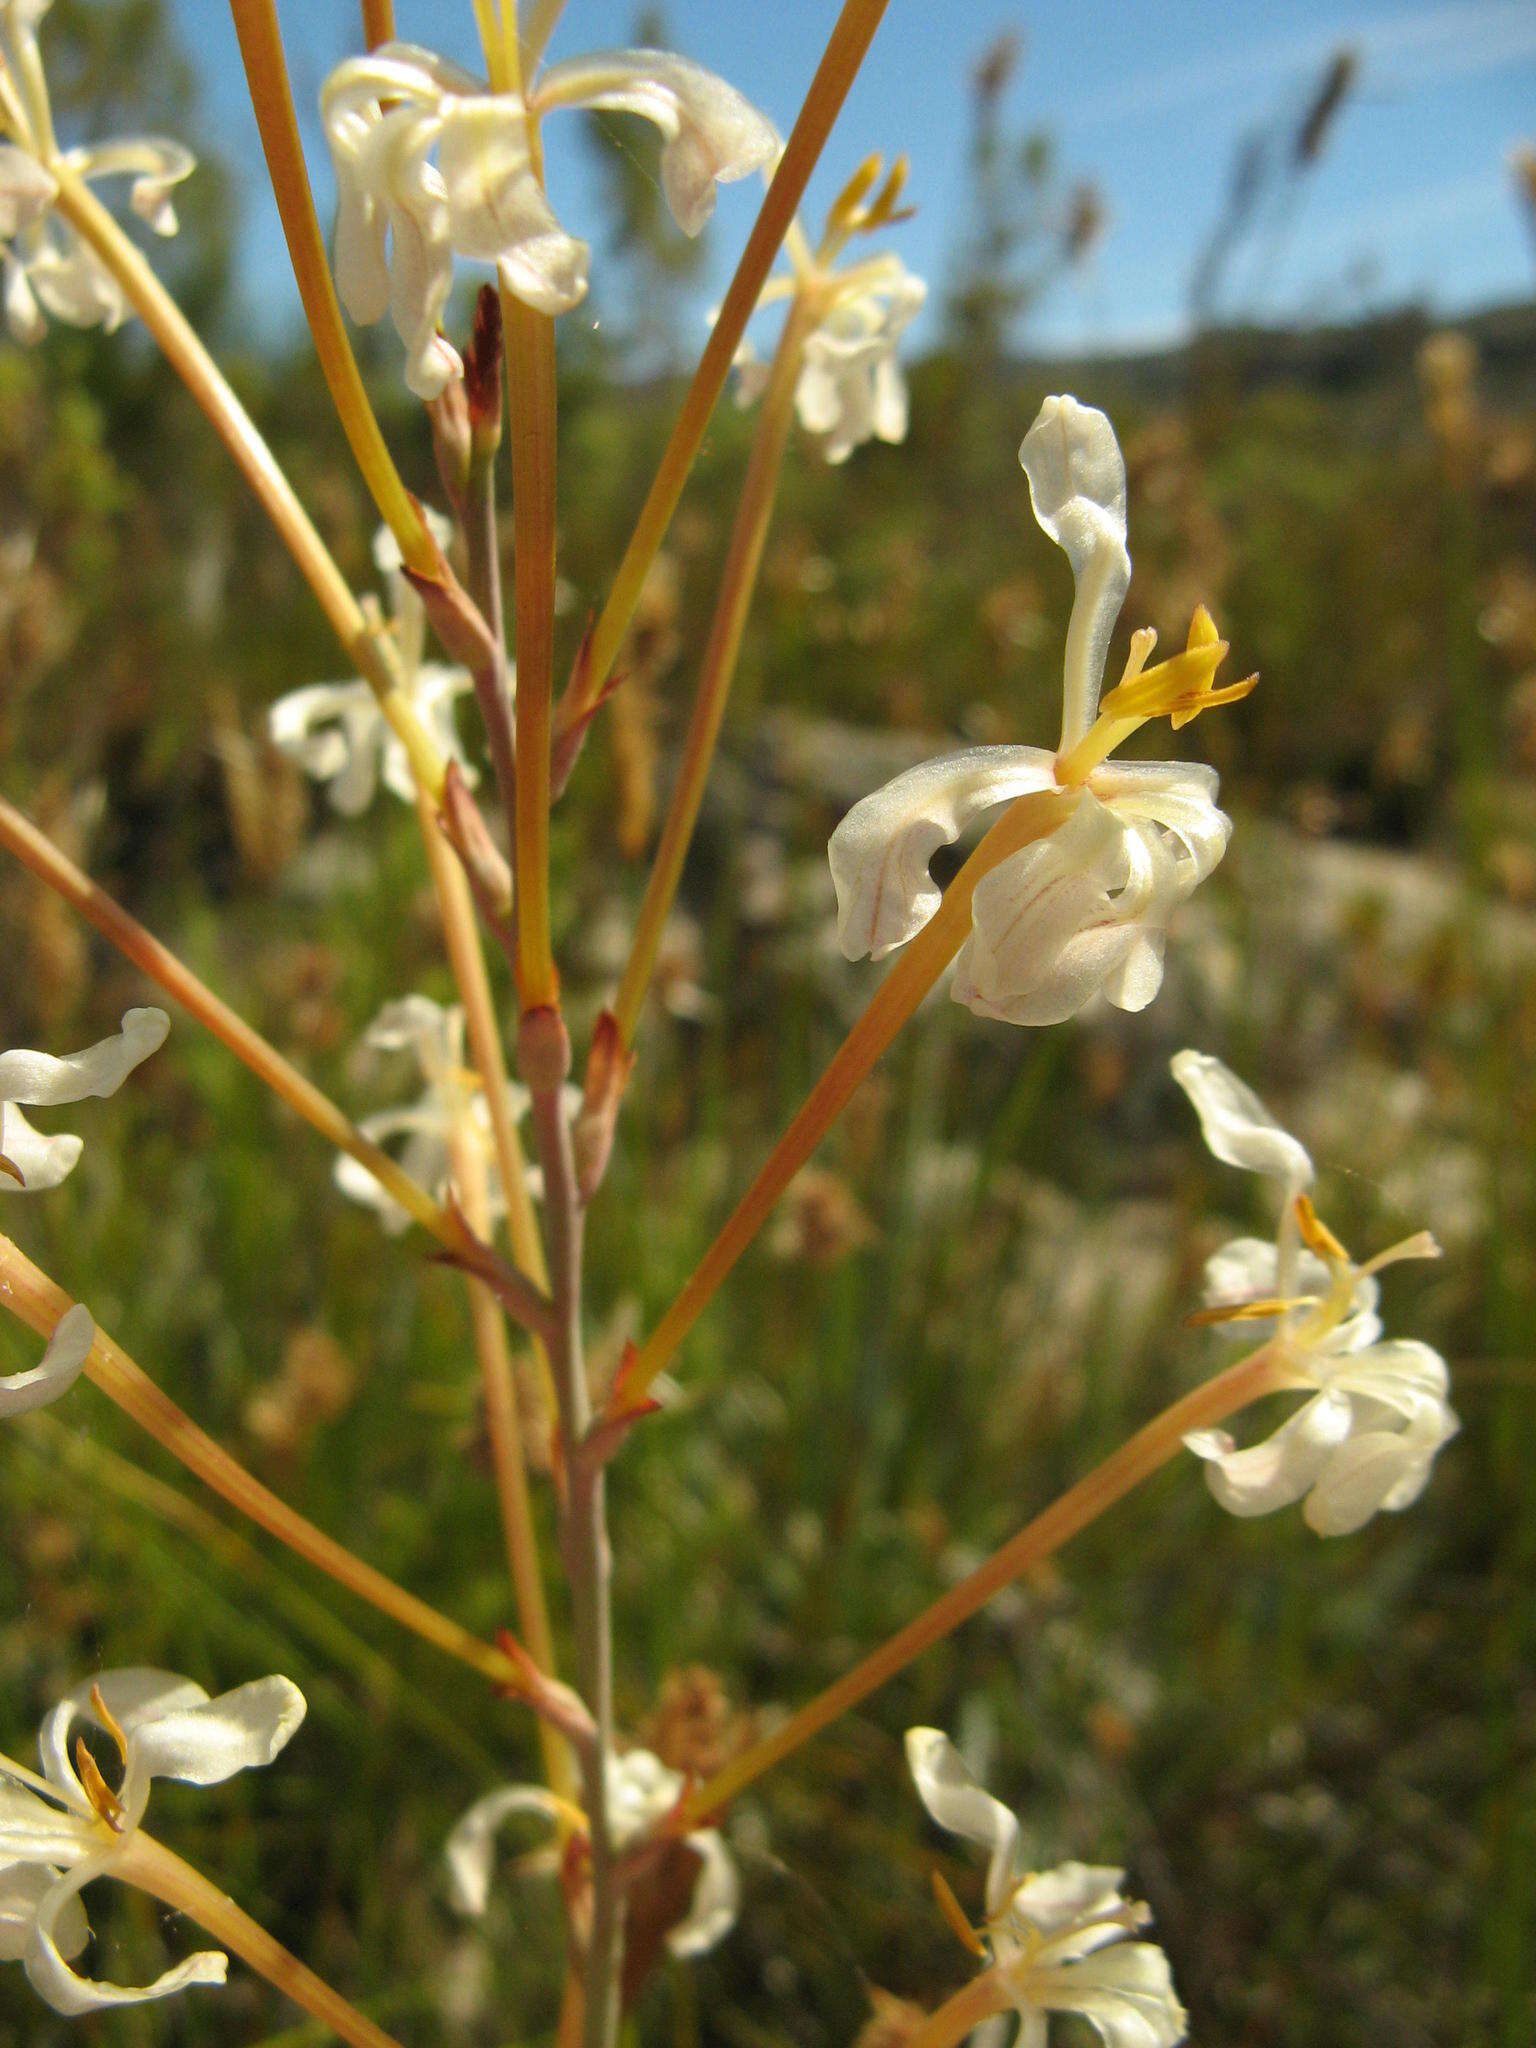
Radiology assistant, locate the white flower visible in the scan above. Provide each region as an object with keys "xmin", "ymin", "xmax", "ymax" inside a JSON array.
[
  {"xmin": 0, "ymin": 1006, "xmax": 169, "ymax": 1192},
  {"xmin": 0, "ymin": 1301, "xmax": 93, "ymax": 1419},
  {"xmin": 333, "ymin": 994, "xmax": 533, "ymax": 1233},
  {"xmin": 269, "ymin": 516, "xmax": 478, "ymax": 815},
  {"xmin": 0, "ymin": 0, "xmax": 194, "ymax": 344},
  {"xmin": 1172, "ymin": 1051, "xmax": 1459, "ymax": 1536},
  {"xmin": 829, "ymin": 397, "xmax": 1251, "ymax": 1026},
  {"xmin": 445, "ymin": 1746, "xmax": 737, "ymax": 1960},
  {"xmin": 321, "ymin": 43, "xmax": 777, "ymax": 397},
  {"xmin": 0, "ymin": 1666, "xmax": 304, "ymax": 2015},
  {"xmin": 737, "ymin": 256, "xmax": 927, "ymax": 464},
  {"xmin": 905, "ymin": 1728, "xmax": 1186, "ymax": 2048}
]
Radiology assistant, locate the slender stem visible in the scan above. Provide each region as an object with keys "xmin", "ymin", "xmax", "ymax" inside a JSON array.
[
  {"xmin": 460, "ymin": 448, "xmax": 522, "ymax": 884},
  {"xmin": 119, "ymin": 1832, "xmax": 404, "ymax": 2048},
  {"xmin": 619, "ymin": 789, "xmax": 1073, "ymax": 1408},
  {"xmin": 0, "ymin": 794, "xmax": 461, "ymax": 1249},
  {"xmin": 506, "ymin": 294, "xmax": 559, "ymax": 1009},
  {"xmin": 45, "ymin": 164, "xmax": 444, "ymax": 798},
  {"xmin": 903, "ymin": 1971, "xmax": 1012, "ymax": 2048},
  {"xmin": 228, "ymin": 0, "xmax": 437, "ymax": 577},
  {"xmin": 448, "ymin": 1112, "xmax": 571, "ymax": 1799},
  {"xmin": 612, "ymin": 288, "xmax": 814, "ymax": 1047},
  {"xmin": 523, "ymin": 1028, "xmax": 622, "ymax": 2048},
  {"xmin": 582, "ymin": 0, "xmax": 893, "ymax": 703},
  {"xmin": 674, "ymin": 1343, "xmax": 1286, "ymax": 1826},
  {"xmin": 359, "ymin": 0, "xmax": 394, "ymax": 46},
  {"xmin": 0, "ymin": 1236, "xmax": 522, "ymax": 1692}
]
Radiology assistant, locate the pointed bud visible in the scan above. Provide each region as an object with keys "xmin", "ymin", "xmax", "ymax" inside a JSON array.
[{"xmin": 463, "ymin": 284, "xmax": 504, "ymax": 460}]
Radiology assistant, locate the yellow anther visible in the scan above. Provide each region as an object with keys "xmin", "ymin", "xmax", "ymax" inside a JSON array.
[
  {"xmin": 867, "ymin": 153, "xmax": 915, "ymax": 227},
  {"xmin": 930, "ymin": 1868, "xmax": 987, "ymax": 1959},
  {"xmin": 827, "ymin": 154, "xmax": 885, "ymax": 234},
  {"xmin": 1186, "ymin": 1295, "xmax": 1305, "ymax": 1327},
  {"xmin": 75, "ymin": 1737, "xmax": 126, "ymax": 1831},
  {"xmin": 1294, "ymin": 1193, "xmax": 1350, "ymax": 1265},
  {"xmin": 1054, "ymin": 607, "xmax": 1254, "ymax": 786},
  {"xmin": 89, "ymin": 1682, "xmax": 130, "ymax": 1765}
]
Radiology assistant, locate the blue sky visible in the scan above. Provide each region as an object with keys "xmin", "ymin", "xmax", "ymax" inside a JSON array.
[{"xmin": 173, "ymin": 0, "xmax": 1535, "ymax": 355}]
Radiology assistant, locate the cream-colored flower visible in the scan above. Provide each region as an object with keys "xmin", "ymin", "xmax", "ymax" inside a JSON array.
[
  {"xmin": 0, "ymin": 1007, "xmax": 169, "ymax": 1193},
  {"xmin": 268, "ymin": 517, "xmax": 478, "ymax": 815},
  {"xmin": 321, "ymin": 43, "xmax": 777, "ymax": 397},
  {"xmin": 333, "ymin": 995, "xmax": 529, "ymax": 1234},
  {"xmin": 0, "ymin": 1667, "xmax": 304, "ymax": 2015},
  {"xmin": 829, "ymin": 397, "xmax": 1251, "ymax": 1026},
  {"xmin": 736, "ymin": 255, "xmax": 926, "ymax": 464},
  {"xmin": 0, "ymin": 0, "xmax": 193, "ymax": 344},
  {"xmin": 445, "ymin": 1746, "xmax": 737, "ymax": 1960},
  {"xmin": 1172, "ymin": 1051, "xmax": 1458, "ymax": 1536},
  {"xmin": 906, "ymin": 1728, "xmax": 1186, "ymax": 2048}
]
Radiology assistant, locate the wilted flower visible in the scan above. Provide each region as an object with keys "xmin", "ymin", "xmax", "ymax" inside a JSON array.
[
  {"xmin": 905, "ymin": 1727, "xmax": 1186, "ymax": 2048},
  {"xmin": 733, "ymin": 154, "xmax": 925, "ymax": 464},
  {"xmin": 1172, "ymin": 1051, "xmax": 1458, "ymax": 1536},
  {"xmin": 333, "ymin": 995, "xmax": 529, "ymax": 1234},
  {"xmin": 1, "ymin": 1007, "xmax": 169, "ymax": 1192},
  {"xmin": 269, "ymin": 517, "xmax": 478, "ymax": 815},
  {"xmin": 0, "ymin": 0, "xmax": 194, "ymax": 344},
  {"xmin": 831, "ymin": 398, "xmax": 1249, "ymax": 1025},
  {"xmin": 445, "ymin": 1746, "xmax": 737, "ymax": 1960},
  {"xmin": 321, "ymin": 42, "xmax": 777, "ymax": 396},
  {"xmin": 0, "ymin": 1667, "xmax": 304, "ymax": 2014}
]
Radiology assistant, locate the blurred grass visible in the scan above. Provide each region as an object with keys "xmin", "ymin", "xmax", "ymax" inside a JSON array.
[{"xmin": 0, "ymin": 282, "xmax": 1533, "ymax": 2048}]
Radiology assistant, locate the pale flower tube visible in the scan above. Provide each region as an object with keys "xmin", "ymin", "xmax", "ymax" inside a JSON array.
[
  {"xmin": 829, "ymin": 397, "xmax": 1250, "ymax": 1029},
  {"xmin": 1172, "ymin": 1051, "xmax": 1458, "ymax": 1536}
]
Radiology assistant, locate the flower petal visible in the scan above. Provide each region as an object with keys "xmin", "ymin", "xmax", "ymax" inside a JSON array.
[
  {"xmin": 0, "ymin": 1008, "xmax": 168, "ymax": 1108},
  {"xmin": 0, "ymin": 1302, "xmax": 93, "ymax": 1419},
  {"xmin": 0, "ymin": 1104, "xmax": 81, "ymax": 1193},
  {"xmin": 829, "ymin": 746, "xmax": 1056, "ymax": 960},
  {"xmin": 535, "ymin": 50, "xmax": 778, "ymax": 236},
  {"xmin": 444, "ymin": 1784, "xmax": 566, "ymax": 1917},
  {"xmin": 1031, "ymin": 1939, "xmax": 1187, "ymax": 2048},
  {"xmin": 0, "ymin": 1861, "xmax": 86, "ymax": 1965},
  {"xmin": 1018, "ymin": 396, "xmax": 1131, "ymax": 749},
  {"xmin": 1185, "ymin": 1389, "xmax": 1353, "ymax": 1519},
  {"xmin": 122, "ymin": 1676, "xmax": 306, "ymax": 1788},
  {"xmin": 904, "ymin": 1727, "xmax": 1022, "ymax": 1920},
  {"xmin": 1169, "ymin": 1051, "xmax": 1314, "ymax": 1195},
  {"xmin": 1091, "ymin": 759, "xmax": 1231, "ymax": 895},
  {"xmin": 39, "ymin": 1670, "xmax": 207, "ymax": 1807},
  {"xmin": 667, "ymin": 1830, "xmax": 739, "ymax": 1957},
  {"xmin": 25, "ymin": 1857, "xmax": 227, "ymax": 2016}
]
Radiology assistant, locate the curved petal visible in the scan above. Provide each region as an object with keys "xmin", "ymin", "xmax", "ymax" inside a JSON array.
[
  {"xmin": 1031, "ymin": 1940, "xmax": 1187, "ymax": 2048},
  {"xmin": 1012, "ymin": 1863, "xmax": 1130, "ymax": 1945},
  {"xmin": 534, "ymin": 50, "xmax": 778, "ymax": 236},
  {"xmin": 0, "ymin": 1008, "xmax": 168, "ymax": 1107},
  {"xmin": 0, "ymin": 1861, "xmax": 87, "ymax": 1964},
  {"xmin": 68, "ymin": 138, "xmax": 196, "ymax": 236},
  {"xmin": 1185, "ymin": 1389, "xmax": 1352, "ymax": 1519},
  {"xmin": 443, "ymin": 1784, "xmax": 566, "ymax": 1916},
  {"xmin": 607, "ymin": 1748, "xmax": 685, "ymax": 1844},
  {"xmin": 24, "ymin": 1856, "xmax": 227, "ymax": 2016},
  {"xmin": 1168, "ymin": 1052, "xmax": 1314, "ymax": 1195},
  {"xmin": 829, "ymin": 746, "xmax": 1056, "ymax": 961},
  {"xmin": 40, "ymin": 1670, "xmax": 207, "ymax": 1808},
  {"xmin": 25, "ymin": 231, "xmax": 128, "ymax": 331},
  {"xmin": 0, "ymin": 142, "xmax": 56, "ymax": 238},
  {"xmin": 437, "ymin": 102, "xmax": 590, "ymax": 314},
  {"xmin": 123, "ymin": 1676, "xmax": 305, "ymax": 1789},
  {"xmin": 667, "ymin": 1829, "xmax": 739, "ymax": 1957},
  {"xmin": 3, "ymin": 247, "xmax": 46, "ymax": 344},
  {"xmin": 1018, "ymin": 397, "xmax": 1131, "ymax": 750},
  {"xmin": 1301, "ymin": 1433, "xmax": 1428, "ymax": 1538},
  {"xmin": 904, "ymin": 1728, "xmax": 1021, "ymax": 1920},
  {"xmin": 1092, "ymin": 759, "xmax": 1231, "ymax": 896},
  {"xmin": 0, "ymin": 1104, "xmax": 82, "ymax": 1192},
  {"xmin": 0, "ymin": 1301, "xmax": 93, "ymax": 1418},
  {"xmin": 954, "ymin": 794, "xmax": 1155, "ymax": 1027}
]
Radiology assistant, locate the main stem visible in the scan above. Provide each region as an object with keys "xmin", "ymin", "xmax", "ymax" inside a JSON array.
[
  {"xmin": 524, "ymin": 1021, "xmax": 622, "ymax": 2048},
  {"xmin": 619, "ymin": 789, "xmax": 1073, "ymax": 1407},
  {"xmin": 612, "ymin": 287, "xmax": 815, "ymax": 1047},
  {"xmin": 119, "ymin": 1832, "xmax": 404, "ymax": 2048},
  {"xmin": 903, "ymin": 1970, "xmax": 1013, "ymax": 2048},
  {"xmin": 675, "ymin": 1342, "xmax": 1286, "ymax": 1826},
  {"xmin": 0, "ymin": 1235, "xmax": 521, "ymax": 1691}
]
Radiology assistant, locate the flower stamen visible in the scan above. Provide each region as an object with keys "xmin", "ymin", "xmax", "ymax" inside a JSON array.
[
  {"xmin": 75, "ymin": 1737, "xmax": 127, "ymax": 1831},
  {"xmin": 1055, "ymin": 605, "xmax": 1255, "ymax": 788},
  {"xmin": 930, "ymin": 1868, "xmax": 987, "ymax": 1958}
]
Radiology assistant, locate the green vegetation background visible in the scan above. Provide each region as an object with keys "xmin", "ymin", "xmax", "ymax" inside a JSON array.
[{"xmin": 0, "ymin": 7, "xmax": 1532, "ymax": 2044}]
